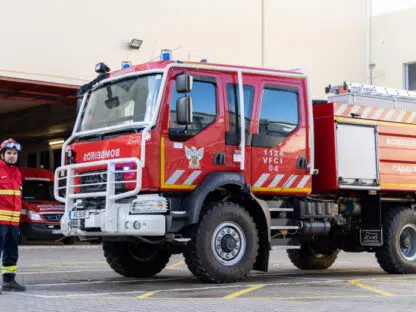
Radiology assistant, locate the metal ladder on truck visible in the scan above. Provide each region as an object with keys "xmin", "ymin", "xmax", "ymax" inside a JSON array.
[{"xmin": 325, "ymin": 81, "xmax": 416, "ymax": 111}]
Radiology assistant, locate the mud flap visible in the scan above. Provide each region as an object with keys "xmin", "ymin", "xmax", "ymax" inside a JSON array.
[
  {"xmin": 360, "ymin": 228, "xmax": 383, "ymax": 246},
  {"xmin": 360, "ymin": 191, "xmax": 383, "ymax": 247}
]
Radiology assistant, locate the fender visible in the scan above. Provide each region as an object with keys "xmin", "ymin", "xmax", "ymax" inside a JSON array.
[
  {"xmin": 180, "ymin": 172, "xmax": 247, "ymax": 224},
  {"xmin": 180, "ymin": 172, "xmax": 270, "ymax": 235}
]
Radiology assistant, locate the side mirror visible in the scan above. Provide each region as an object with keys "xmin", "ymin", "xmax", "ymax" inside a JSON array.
[
  {"xmin": 105, "ymin": 97, "xmax": 120, "ymax": 109},
  {"xmin": 176, "ymin": 96, "xmax": 193, "ymax": 125},
  {"xmin": 175, "ymin": 72, "xmax": 193, "ymax": 93}
]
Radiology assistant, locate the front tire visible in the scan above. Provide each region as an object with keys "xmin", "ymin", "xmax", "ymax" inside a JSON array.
[
  {"xmin": 183, "ymin": 201, "xmax": 259, "ymax": 283},
  {"xmin": 376, "ymin": 207, "xmax": 416, "ymax": 274},
  {"xmin": 287, "ymin": 244, "xmax": 339, "ymax": 270},
  {"xmin": 103, "ymin": 241, "xmax": 171, "ymax": 277}
]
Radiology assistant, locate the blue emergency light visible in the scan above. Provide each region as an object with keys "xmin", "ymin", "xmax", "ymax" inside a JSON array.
[
  {"xmin": 122, "ymin": 61, "xmax": 132, "ymax": 69},
  {"xmin": 160, "ymin": 49, "xmax": 172, "ymax": 61}
]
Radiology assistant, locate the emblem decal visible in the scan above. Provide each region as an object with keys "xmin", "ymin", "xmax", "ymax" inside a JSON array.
[{"xmin": 185, "ymin": 147, "xmax": 204, "ymax": 169}]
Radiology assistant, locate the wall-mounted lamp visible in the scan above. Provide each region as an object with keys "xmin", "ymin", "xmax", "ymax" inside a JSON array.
[{"xmin": 129, "ymin": 39, "xmax": 143, "ymax": 50}]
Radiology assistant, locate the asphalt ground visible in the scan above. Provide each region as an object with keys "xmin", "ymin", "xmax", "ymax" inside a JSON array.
[{"xmin": 1, "ymin": 243, "xmax": 415, "ymax": 312}]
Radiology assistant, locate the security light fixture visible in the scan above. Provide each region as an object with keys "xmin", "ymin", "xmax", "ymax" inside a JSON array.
[
  {"xmin": 49, "ymin": 140, "xmax": 64, "ymax": 146},
  {"xmin": 129, "ymin": 39, "xmax": 143, "ymax": 50}
]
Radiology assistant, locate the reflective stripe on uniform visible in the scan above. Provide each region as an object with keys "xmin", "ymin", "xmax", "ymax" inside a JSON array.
[
  {"xmin": 0, "ymin": 209, "xmax": 20, "ymax": 223},
  {"xmin": 1, "ymin": 266, "xmax": 17, "ymax": 274},
  {"xmin": 0, "ymin": 210, "xmax": 20, "ymax": 216},
  {"xmin": 0, "ymin": 216, "xmax": 20, "ymax": 223},
  {"xmin": 0, "ymin": 190, "xmax": 21, "ymax": 195}
]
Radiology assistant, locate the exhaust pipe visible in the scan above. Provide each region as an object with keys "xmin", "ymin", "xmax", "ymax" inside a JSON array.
[{"xmin": 297, "ymin": 220, "xmax": 331, "ymax": 236}]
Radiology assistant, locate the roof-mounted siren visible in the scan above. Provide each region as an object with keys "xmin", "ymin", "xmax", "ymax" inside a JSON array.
[{"xmin": 160, "ymin": 49, "xmax": 172, "ymax": 61}]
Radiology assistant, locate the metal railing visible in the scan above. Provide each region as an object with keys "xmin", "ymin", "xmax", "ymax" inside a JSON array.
[{"xmin": 54, "ymin": 157, "xmax": 142, "ymax": 202}]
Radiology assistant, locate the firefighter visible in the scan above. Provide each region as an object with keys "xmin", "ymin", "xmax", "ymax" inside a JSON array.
[{"xmin": 0, "ymin": 138, "xmax": 25, "ymax": 292}]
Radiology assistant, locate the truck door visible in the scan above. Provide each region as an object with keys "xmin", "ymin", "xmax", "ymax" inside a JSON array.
[
  {"xmin": 223, "ymin": 74, "xmax": 258, "ymax": 185},
  {"xmin": 160, "ymin": 70, "xmax": 225, "ymax": 190},
  {"xmin": 251, "ymin": 78, "xmax": 311, "ymax": 195}
]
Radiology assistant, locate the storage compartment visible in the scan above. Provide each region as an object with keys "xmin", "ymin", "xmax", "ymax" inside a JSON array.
[
  {"xmin": 312, "ymin": 103, "xmax": 380, "ymax": 193},
  {"xmin": 335, "ymin": 123, "xmax": 379, "ymax": 188}
]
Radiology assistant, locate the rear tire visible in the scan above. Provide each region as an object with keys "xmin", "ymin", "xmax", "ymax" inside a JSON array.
[
  {"xmin": 287, "ymin": 244, "xmax": 339, "ymax": 270},
  {"xmin": 183, "ymin": 201, "xmax": 259, "ymax": 283},
  {"xmin": 376, "ymin": 207, "xmax": 416, "ymax": 274},
  {"xmin": 103, "ymin": 241, "xmax": 171, "ymax": 278}
]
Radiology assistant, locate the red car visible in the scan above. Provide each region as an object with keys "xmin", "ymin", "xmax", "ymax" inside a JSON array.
[{"xmin": 19, "ymin": 167, "xmax": 76, "ymax": 244}]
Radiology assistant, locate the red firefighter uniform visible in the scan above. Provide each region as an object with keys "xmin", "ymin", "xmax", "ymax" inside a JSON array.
[
  {"xmin": 0, "ymin": 160, "xmax": 22, "ymax": 226},
  {"xmin": 0, "ymin": 158, "xmax": 22, "ymax": 286}
]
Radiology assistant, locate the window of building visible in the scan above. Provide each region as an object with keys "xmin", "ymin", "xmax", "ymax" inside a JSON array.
[
  {"xmin": 27, "ymin": 152, "xmax": 37, "ymax": 168},
  {"xmin": 404, "ymin": 63, "xmax": 416, "ymax": 90},
  {"xmin": 169, "ymin": 79, "xmax": 217, "ymax": 133},
  {"xmin": 53, "ymin": 149, "xmax": 62, "ymax": 170},
  {"xmin": 226, "ymin": 84, "xmax": 255, "ymax": 145},
  {"xmin": 40, "ymin": 150, "xmax": 50, "ymax": 170},
  {"xmin": 253, "ymin": 86, "xmax": 299, "ymax": 147}
]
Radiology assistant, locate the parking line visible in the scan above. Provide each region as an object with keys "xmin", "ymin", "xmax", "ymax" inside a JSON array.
[
  {"xmin": 223, "ymin": 285, "xmax": 265, "ymax": 299},
  {"xmin": 25, "ymin": 261, "xmax": 106, "ymax": 267},
  {"xmin": 18, "ymin": 269, "xmax": 109, "ymax": 275},
  {"xmin": 348, "ymin": 280, "xmax": 396, "ymax": 297},
  {"xmin": 137, "ymin": 291, "xmax": 156, "ymax": 299},
  {"xmin": 166, "ymin": 260, "xmax": 185, "ymax": 269}
]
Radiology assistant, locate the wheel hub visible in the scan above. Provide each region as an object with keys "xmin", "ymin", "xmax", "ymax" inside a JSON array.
[
  {"xmin": 211, "ymin": 222, "xmax": 246, "ymax": 266},
  {"xmin": 399, "ymin": 223, "xmax": 416, "ymax": 261},
  {"xmin": 221, "ymin": 234, "xmax": 237, "ymax": 252}
]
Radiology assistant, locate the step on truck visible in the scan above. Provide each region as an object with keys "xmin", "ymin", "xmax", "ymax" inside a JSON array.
[{"xmin": 54, "ymin": 55, "xmax": 416, "ymax": 283}]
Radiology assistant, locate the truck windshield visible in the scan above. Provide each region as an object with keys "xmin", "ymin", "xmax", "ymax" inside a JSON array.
[
  {"xmin": 79, "ymin": 74, "xmax": 163, "ymax": 132},
  {"xmin": 22, "ymin": 181, "xmax": 54, "ymax": 201}
]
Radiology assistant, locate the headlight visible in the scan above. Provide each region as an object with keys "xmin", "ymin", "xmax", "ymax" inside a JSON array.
[
  {"xmin": 130, "ymin": 195, "xmax": 167, "ymax": 214},
  {"xmin": 28, "ymin": 211, "xmax": 43, "ymax": 221}
]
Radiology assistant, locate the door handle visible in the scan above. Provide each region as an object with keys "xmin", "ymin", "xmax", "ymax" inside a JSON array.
[
  {"xmin": 213, "ymin": 152, "xmax": 226, "ymax": 165},
  {"xmin": 296, "ymin": 156, "xmax": 308, "ymax": 169}
]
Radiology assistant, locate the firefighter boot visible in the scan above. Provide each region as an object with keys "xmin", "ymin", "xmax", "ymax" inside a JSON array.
[{"xmin": 2, "ymin": 280, "xmax": 26, "ymax": 292}]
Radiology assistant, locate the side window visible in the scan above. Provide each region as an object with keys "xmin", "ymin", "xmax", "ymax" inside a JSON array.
[
  {"xmin": 226, "ymin": 84, "xmax": 255, "ymax": 145},
  {"xmin": 253, "ymin": 86, "xmax": 299, "ymax": 147},
  {"xmin": 169, "ymin": 79, "xmax": 217, "ymax": 132}
]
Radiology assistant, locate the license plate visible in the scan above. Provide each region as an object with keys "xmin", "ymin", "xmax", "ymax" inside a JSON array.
[
  {"xmin": 69, "ymin": 210, "xmax": 88, "ymax": 220},
  {"xmin": 51, "ymin": 230, "xmax": 62, "ymax": 234}
]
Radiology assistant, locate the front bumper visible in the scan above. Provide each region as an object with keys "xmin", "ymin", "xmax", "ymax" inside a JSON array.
[
  {"xmin": 61, "ymin": 196, "xmax": 167, "ymax": 237},
  {"xmin": 20, "ymin": 223, "xmax": 63, "ymax": 240}
]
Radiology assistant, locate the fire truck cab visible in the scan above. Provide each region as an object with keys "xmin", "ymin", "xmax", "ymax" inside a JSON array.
[{"xmin": 54, "ymin": 57, "xmax": 416, "ymax": 283}]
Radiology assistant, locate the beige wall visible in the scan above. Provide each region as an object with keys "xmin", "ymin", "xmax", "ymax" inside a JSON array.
[
  {"xmin": 0, "ymin": 0, "xmax": 367, "ymax": 98},
  {"xmin": 371, "ymin": 7, "xmax": 416, "ymax": 89}
]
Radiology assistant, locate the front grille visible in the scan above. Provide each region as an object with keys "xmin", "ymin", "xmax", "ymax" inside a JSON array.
[
  {"xmin": 80, "ymin": 170, "xmax": 125, "ymax": 193},
  {"xmin": 43, "ymin": 213, "xmax": 63, "ymax": 223}
]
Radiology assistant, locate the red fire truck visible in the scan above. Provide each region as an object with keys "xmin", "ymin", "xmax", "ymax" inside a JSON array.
[
  {"xmin": 54, "ymin": 57, "xmax": 416, "ymax": 283},
  {"xmin": 20, "ymin": 167, "xmax": 75, "ymax": 244}
]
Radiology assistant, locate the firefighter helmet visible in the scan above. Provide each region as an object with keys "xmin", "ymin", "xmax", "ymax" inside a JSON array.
[{"xmin": 0, "ymin": 138, "xmax": 22, "ymax": 154}]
